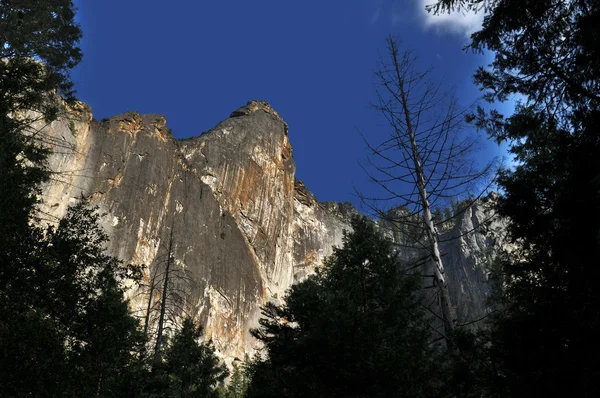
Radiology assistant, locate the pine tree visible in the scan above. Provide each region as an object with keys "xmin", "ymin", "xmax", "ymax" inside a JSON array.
[
  {"xmin": 146, "ymin": 317, "xmax": 228, "ymax": 398},
  {"xmin": 0, "ymin": 3, "xmax": 149, "ymax": 395},
  {"xmin": 0, "ymin": 0, "xmax": 82, "ymax": 302},
  {"xmin": 247, "ymin": 216, "xmax": 447, "ymax": 397},
  {"xmin": 43, "ymin": 204, "xmax": 145, "ymax": 396},
  {"xmin": 428, "ymin": 1, "xmax": 600, "ymax": 396},
  {"xmin": 226, "ymin": 358, "xmax": 250, "ymax": 398}
]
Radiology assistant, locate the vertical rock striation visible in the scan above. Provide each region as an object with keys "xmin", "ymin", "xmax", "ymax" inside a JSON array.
[
  {"xmin": 40, "ymin": 101, "xmax": 296, "ymax": 357},
  {"xmin": 379, "ymin": 197, "xmax": 506, "ymax": 330},
  {"xmin": 38, "ymin": 100, "xmax": 502, "ymax": 358}
]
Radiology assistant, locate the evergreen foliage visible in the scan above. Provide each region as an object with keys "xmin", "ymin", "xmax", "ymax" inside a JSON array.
[
  {"xmin": 1, "ymin": 2, "xmax": 228, "ymax": 396},
  {"xmin": 218, "ymin": 356, "xmax": 251, "ymax": 398},
  {"xmin": 0, "ymin": 203, "xmax": 146, "ymax": 396},
  {"xmin": 0, "ymin": 0, "xmax": 82, "ymax": 298},
  {"xmin": 142, "ymin": 317, "xmax": 229, "ymax": 398},
  {"xmin": 0, "ymin": 0, "xmax": 82, "ymax": 129},
  {"xmin": 0, "ymin": 0, "xmax": 83, "ymax": 242},
  {"xmin": 4, "ymin": 0, "xmax": 600, "ymax": 396},
  {"xmin": 429, "ymin": 0, "xmax": 600, "ymax": 396},
  {"xmin": 246, "ymin": 216, "xmax": 448, "ymax": 397}
]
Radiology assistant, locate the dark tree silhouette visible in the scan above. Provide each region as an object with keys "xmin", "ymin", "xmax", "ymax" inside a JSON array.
[
  {"xmin": 134, "ymin": 224, "xmax": 199, "ymax": 362},
  {"xmin": 426, "ymin": 1, "xmax": 600, "ymax": 396},
  {"xmin": 247, "ymin": 216, "xmax": 447, "ymax": 397},
  {"xmin": 361, "ymin": 36, "xmax": 495, "ymax": 345}
]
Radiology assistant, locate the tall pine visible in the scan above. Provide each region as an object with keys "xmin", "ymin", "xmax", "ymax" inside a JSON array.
[
  {"xmin": 0, "ymin": 2, "xmax": 146, "ymax": 396},
  {"xmin": 429, "ymin": 1, "xmax": 600, "ymax": 396},
  {"xmin": 247, "ymin": 216, "xmax": 448, "ymax": 397}
]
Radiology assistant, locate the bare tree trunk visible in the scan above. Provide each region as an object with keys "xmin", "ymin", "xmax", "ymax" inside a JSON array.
[
  {"xmin": 139, "ymin": 222, "xmax": 197, "ymax": 362},
  {"xmin": 359, "ymin": 35, "xmax": 492, "ymax": 347},
  {"xmin": 143, "ymin": 272, "xmax": 157, "ymax": 339},
  {"xmin": 139, "ymin": 270, "xmax": 158, "ymax": 360},
  {"xmin": 154, "ymin": 228, "xmax": 174, "ymax": 359},
  {"xmin": 96, "ymin": 370, "xmax": 103, "ymax": 398},
  {"xmin": 393, "ymin": 52, "xmax": 458, "ymax": 340}
]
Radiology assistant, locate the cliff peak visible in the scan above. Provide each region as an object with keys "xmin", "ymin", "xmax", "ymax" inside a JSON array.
[
  {"xmin": 37, "ymin": 99, "xmax": 501, "ymax": 360},
  {"xmin": 99, "ymin": 111, "xmax": 172, "ymax": 141},
  {"xmin": 229, "ymin": 100, "xmax": 288, "ymax": 133}
]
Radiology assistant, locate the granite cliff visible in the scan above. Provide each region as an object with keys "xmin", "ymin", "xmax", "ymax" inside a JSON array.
[{"xmin": 37, "ymin": 100, "xmax": 503, "ymax": 358}]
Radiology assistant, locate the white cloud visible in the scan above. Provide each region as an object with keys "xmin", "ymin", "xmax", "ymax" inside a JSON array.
[{"xmin": 417, "ymin": 0, "xmax": 484, "ymax": 37}]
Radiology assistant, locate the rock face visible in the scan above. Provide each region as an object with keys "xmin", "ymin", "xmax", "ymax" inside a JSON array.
[
  {"xmin": 379, "ymin": 198, "xmax": 505, "ymax": 329},
  {"xmin": 438, "ymin": 197, "xmax": 506, "ymax": 327},
  {"xmin": 38, "ymin": 100, "xmax": 502, "ymax": 358},
  {"xmin": 292, "ymin": 180, "xmax": 356, "ymax": 282},
  {"xmin": 39, "ymin": 100, "xmax": 350, "ymax": 358}
]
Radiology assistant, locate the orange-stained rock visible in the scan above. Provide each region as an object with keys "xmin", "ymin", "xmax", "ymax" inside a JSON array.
[{"xmin": 37, "ymin": 100, "xmax": 502, "ymax": 361}]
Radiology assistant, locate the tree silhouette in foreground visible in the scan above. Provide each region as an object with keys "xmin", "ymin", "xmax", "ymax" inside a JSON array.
[
  {"xmin": 426, "ymin": 1, "xmax": 600, "ymax": 396},
  {"xmin": 361, "ymin": 36, "xmax": 495, "ymax": 346},
  {"xmin": 246, "ymin": 216, "xmax": 447, "ymax": 398},
  {"xmin": 0, "ymin": 0, "xmax": 82, "ymax": 297},
  {"xmin": 0, "ymin": 2, "xmax": 147, "ymax": 395},
  {"xmin": 0, "ymin": 203, "xmax": 145, "ymax": 397},
  {"xmin": 135, "ymin": 225, "xmax": 199, "ymax": 363},
  {"xmin": 142, "ymin": 317, "xmax": 228, "ymax": 398}
]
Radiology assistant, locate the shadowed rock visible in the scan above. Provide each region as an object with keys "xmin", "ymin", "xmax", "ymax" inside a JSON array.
[{"xmin": 38, "ymin": 100, "xmax": 503, "ymax": 359}]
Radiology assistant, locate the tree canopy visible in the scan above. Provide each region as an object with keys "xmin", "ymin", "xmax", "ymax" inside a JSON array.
[
  {"xmin": 0, "ymin": 0, "xmax": 83, "ymax": 285},
  {"xmin": 247, "ymin": 216, "xmax": 448, "ymax": 397},
  {"xmin": 0, "ymin": 0, "xmax": 82, "ymax": 113},
  {"xmin": 428, "ymin": 0, "xmax": 600, "ymax": 396},
  {"xmin": 142, "ymin": 317, "xmax": 228, "ymax": 398},
  {"xmin": 1, "ymin": 2, "xmax": 228, "ymax": 396}
]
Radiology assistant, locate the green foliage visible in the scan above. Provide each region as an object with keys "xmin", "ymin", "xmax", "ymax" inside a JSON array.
[
  {"xmin": 0, "ymin": 304, "xmax": 68, "ymax": 396},
  {"xmin": 48, "ymin": 205, "xmax": 145, "ymax": 397},
  {"xmin": 0, "ymin": 4, "xmax": 148, "ymax": 395},
  {"xmin": 444, "ymin": 328, "xmax": 499, "ymax": 398},
  {"xmin": 433, "ymin": 206, "xmax": 443, "ymax": 223},
  {"xmin": 0, "ymin": 203, "xmax": 145, "ymax": 396},
  {"xmin": 484, "ymin": 127, "xmax": 600, "ymax": 396},
  {"xmin": 0, "ymin": 0, "xmax": 83, "ymax": 113},
  {"xmin": 429, "ymin": 0, "xmax": 600, "ymax": 396},
  {"xmin": 142, "ymin": 317, "xmax": 229, "ymax": 397},
  {"xmin": 443, "ymin": 206, "xmax": 452, "ymax": 221},
  {"xmin": 247, "ymin": 216, "xmax": 447, "ymax": 397},
  {"xmin": 433, "ymin": 204, "xmax": 456, "ymax": 231},
  {"xmin": 0, "ymin": 0, "xmax": 83, "ymax": 288},
  {"xmin": 227, "ymin": 359, "xmax": 250, "ymax": 397},
  {"xmin": 218, "ymin": 355, "xmax": 251, "ymax": 398}
]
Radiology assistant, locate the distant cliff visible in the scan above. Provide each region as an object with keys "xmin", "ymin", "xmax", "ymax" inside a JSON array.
[{"xmin": 37, "ymin": 100, "xmax": 503, "ymax": 358}]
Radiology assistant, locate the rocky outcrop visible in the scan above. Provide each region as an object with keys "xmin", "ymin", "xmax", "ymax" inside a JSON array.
[
  {"xmin": 39, "ymin": 101, "xmax": 350, "ymax": 358},
  {"xmin": 38, "ymin": 100, "xmax": 503, "ymax": 358},
  {"xmin": 292, "ymin": 180, "xmax": 356, "ymax": 282},
  {"xmin": 379, "ymin": 196, "xmax": 506, "ymax": 329},
  {"xmin": 438, "ymin": 196, "xmax": 507, "ymax": 327}
]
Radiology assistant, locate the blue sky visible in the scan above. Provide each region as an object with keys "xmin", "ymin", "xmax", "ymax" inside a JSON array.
[{"xmin": 72, "ymin": 1, "xmax": 506, "ymax": 209}]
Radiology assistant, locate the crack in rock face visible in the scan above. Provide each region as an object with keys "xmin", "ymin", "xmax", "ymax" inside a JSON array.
[{"xmin": 38, "ymin": 100, "xmax": 503, "ymax": 359}]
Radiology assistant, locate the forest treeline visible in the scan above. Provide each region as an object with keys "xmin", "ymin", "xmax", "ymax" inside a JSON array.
[
  {"xmin": 1, "ymin": 0, "xmax": 599, "ymax": 397},
  {"xmin": 0, "ymin": 1, "xmax": 228, "ymax": 396}
]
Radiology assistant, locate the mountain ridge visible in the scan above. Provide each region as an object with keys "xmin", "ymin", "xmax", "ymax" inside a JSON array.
[{"xmin": 37, "ymin": 99, "xmax": 502, "ymax": 359}]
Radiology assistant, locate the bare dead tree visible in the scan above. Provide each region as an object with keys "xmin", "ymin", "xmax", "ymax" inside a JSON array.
[
  {"xmin": 153, "ymin": 227, "xmax": 174, "ymax": 359},
  {"xmin": 135, "ymin": 224, "xmax": 198, "ymax": 361},
  {"xmin": 359, "ymin": 36, "xmax": 496, "ymax": 346}
]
